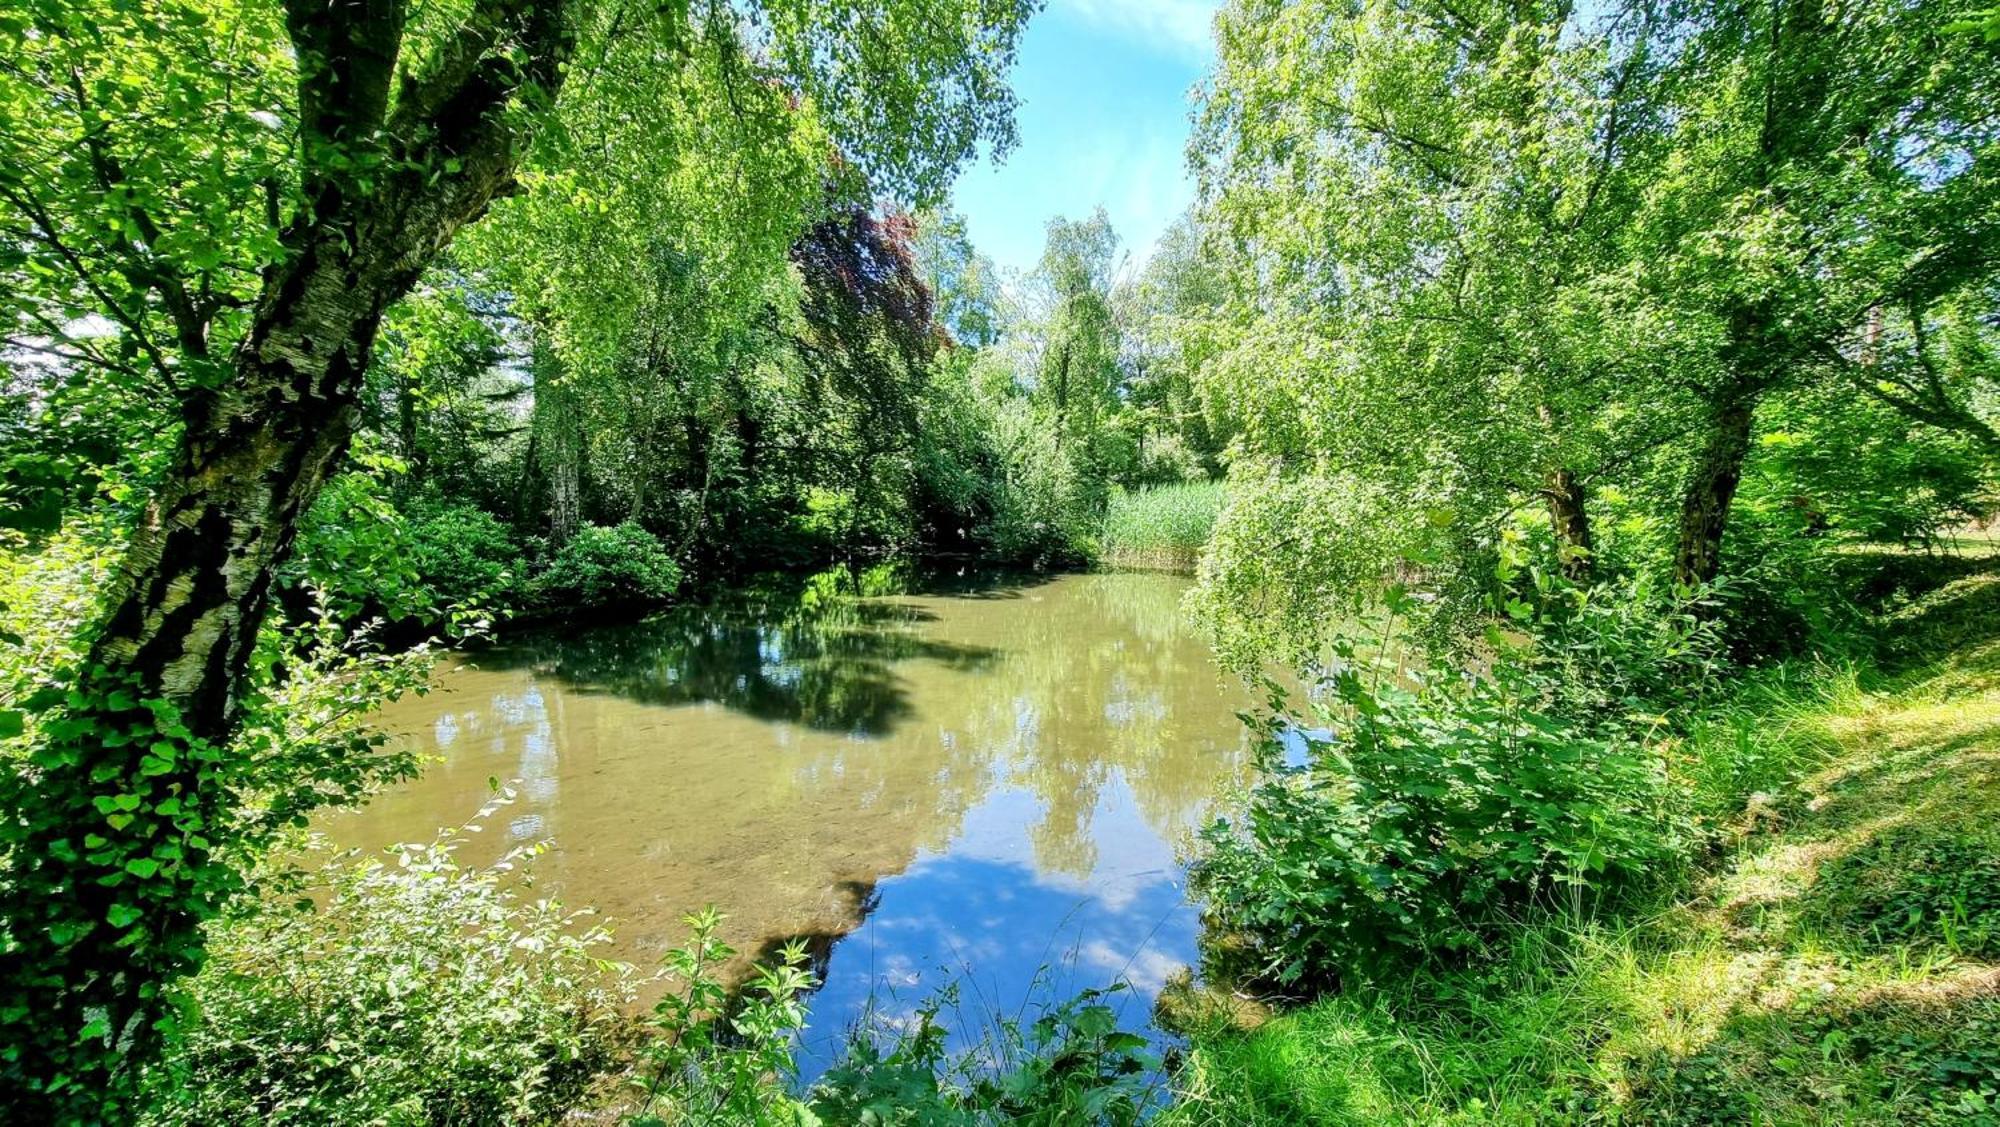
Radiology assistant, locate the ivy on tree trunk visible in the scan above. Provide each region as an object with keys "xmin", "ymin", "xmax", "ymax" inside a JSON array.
[{"xmin": 0, "ymin": 0, "xmax": 575, "ymax": 1112}]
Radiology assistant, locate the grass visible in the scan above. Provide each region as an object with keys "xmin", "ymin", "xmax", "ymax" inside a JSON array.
[
  {"xmin": 1161, "ymin": 561, "xmax": 2000, "ymax": 1126},
  {"xmin": 1099, "ymin": 481, "xmax": 1225, "ymax": 574}
]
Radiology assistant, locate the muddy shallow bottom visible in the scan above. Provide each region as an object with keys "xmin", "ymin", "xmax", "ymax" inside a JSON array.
[{"xmin": 325, "ymin": 571, "xmax": 1257, "ymax": 1077}]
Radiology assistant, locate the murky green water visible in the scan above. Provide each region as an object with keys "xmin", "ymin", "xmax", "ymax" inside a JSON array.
[{"xmin": 328, "ymin": 571, "xmax": 1257, "ymax": 1070}]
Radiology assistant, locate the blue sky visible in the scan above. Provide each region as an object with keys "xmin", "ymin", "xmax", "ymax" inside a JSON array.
[{"xmin": 948, "ymin": 0, "xmax": 1223, "ymax": 278}]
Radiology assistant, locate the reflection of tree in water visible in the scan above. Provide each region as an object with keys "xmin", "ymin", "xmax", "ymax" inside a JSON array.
[
  {"xmin": 344, "ymin": 570, "xmax": 1260, "ymax": 992},
  {"xmin": 475, "ymin": 598, "xmax": 1000, "ymax": 737},
  {"xmin": 937, "ymin": 574, "xmax": 1260, "ymax": 879}
]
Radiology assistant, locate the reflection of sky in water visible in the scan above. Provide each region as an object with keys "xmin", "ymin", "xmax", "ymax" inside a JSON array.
[
  {"xmin": 1276, "ymin": 723, "xmax": 1327, "ymax": 769},
  {"xmin": 510, "ymin": 688, "xmax": 558, "ymax": 804},
  {"xmin": 337, "ymin": 572, "xmax": 1259, "ymax": 1085},
  {"xmin": 793, "ymin": 768, "xmax": 1196, "ymax": 1087},
  {"xmin": 794, "ymin": 854, "xmax": 1196, "ymax": 1087}
]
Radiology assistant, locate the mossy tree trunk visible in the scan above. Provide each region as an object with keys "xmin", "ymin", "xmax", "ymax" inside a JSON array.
[
  {"xmin": 1673, "ymin": 394, "xmax": 1757, "ymax": 589},
  {"xmin": 1543, "ymin": 468, "xmax": 1595, "ymax": 583}
]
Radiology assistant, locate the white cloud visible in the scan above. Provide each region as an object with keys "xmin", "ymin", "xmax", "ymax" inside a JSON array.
[{"xmin": 1062, "ymin": 0, "xmax": 1220, "ymax": 62}]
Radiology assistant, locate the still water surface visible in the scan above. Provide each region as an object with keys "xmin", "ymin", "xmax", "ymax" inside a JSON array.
[{"xmin": 329, "ymin": 571, "xmax": 1256, "ymax": 1072}]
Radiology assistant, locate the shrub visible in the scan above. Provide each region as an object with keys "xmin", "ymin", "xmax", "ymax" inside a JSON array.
[
  {"xmin": 534, "ymin": 521, "xmax": 683, "ymax": 613},
  {"xmin": 288, "ymin": 477, "xmax": 528, "ymax": 632},
  {"xmin": 405, "ymin": 500, "xmax": 527, "ymax": 620},
  {"xmin": 0, "ymin": 523, "xmax": 114, "ymax": 721},
  {"xmin": 1192, "ymin": 634, "xmax": 1688, "ymax": 989},
  {"xmin": 629, "ymin": 908, "xmax": 816, "ymax": 1127},
  {"xmin": 142, "ymin": 796, "xmax": 631, "ymax": 1126},
  {"xmin": 287, "ymin": 469, "xmax": 424, "ymax": 623},
  {"xmin": 1497, "ymin": 554, "xmax": 1735, "ymax": 725}
]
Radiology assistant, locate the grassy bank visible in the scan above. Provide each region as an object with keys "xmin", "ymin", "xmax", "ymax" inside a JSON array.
[
  {"xmin": 1099, "ymin": 482, "xmax": 1225, "ymax": 573},
  {"xmin": 1163, "ymin": 560, "xmax": 2000, "ymax": 1125}
]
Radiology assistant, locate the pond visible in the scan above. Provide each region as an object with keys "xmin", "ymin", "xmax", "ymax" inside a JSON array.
[{"xmin": 326, "ymin": 570, "xmax": 1259, "ymax": 1077}]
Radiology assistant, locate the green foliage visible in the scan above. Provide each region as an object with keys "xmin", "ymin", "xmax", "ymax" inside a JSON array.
[
  {"xmin": 628, "ymin": 908, "xmax": 815, "ymax": 1127},
  {"xmin": 2, "ymin": 0, "xmax": 1048, "ymax": 1109},
  {"xmin": 289, "ymin": 473, "xmax": 526, "ymax": 632},
  {"xmin": 0, "ymin": 524, "xmax": 115, "ymax": 718},
  {"xmin": 404, "ymin": 500, "xmax": 528, "ymax": 620},
  {"xmin": 0, "ymin": 612, "xmax": 431, "ymax": 1111},
  {"xmin": 1099, "ymin": 481, "xmax": 1225, "ymax": 573},
  {"xmin": 914, "ymin": 211, "xmax": 1005, "ymax": 349},
  {"xmin": 1176, "ymin": 555, "xmax": 2000, "ymax": 1127},
  {"xmin": 979, "ymin": 395, "xmax": 1103, "ymax": 568},
  {"xmin": 1193, "ymin": 615, "xmax": 1689, "ymax": 988},
  {"xmin": 535, "ymin": 522, "xmax": 684, "ymax": 613},
  {"xmin": 1, "ymin": 524, "xmax": 435, "ymax": 1114},
  {"xmin": 1185, "ymin": 0, "xmax": 2000, "ymax": 635},
  {"xmin": 287, "ymin": 468, "xmax": 426, "ymax": 625},
  {"xmin": 1496, "ymin": 544, "xmax": 1735, "ymax": 724},
  {"xmin": 1620, "ymin": 996, "xmax": 2000, "ymax": 1127},
  {"xmin": 811, "ymin": 986, "xmax": 1162, "ymax": 1125},
  {"xmin": 1191, "ymin": 469, "xmax": 1453, "ymax": 669},
  {"xmin": 1743, "ymin": 389, "xmax": 1996, "ymax": 550},
  {"xmin": 0, "ymin": 362, "xmax": 175, "ymax": 534},
  {"xmin": 143, "ymin": 796, "xmax": 632, "ymax": 1126}
]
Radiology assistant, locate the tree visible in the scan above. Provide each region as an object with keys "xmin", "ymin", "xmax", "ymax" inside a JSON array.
[
  {"xmin": 1035, "ymin": 210, "xmax": 1123, "ymax": 462},
  {"xmin": 1627, "ymin": 0, "xmax": 2000, "ymax": 584},
  {"xmin": 1115, "ymin": 212, "xmax": 1233, "ymax": 481},
  {"xmin": 1190, "ymin": 0, "xmax": 1667, "ymax": 618},
  {"xmin": 1188, "ymin": 0, "xmax": 2000, "ymax": 648},
  {"xmin": 914, "ymin": 210, "xmax": 1007, "ymax": 349},
  {"xmin": 0, "ymin": 0, "xmax": 1036, "ymax": 1108}
]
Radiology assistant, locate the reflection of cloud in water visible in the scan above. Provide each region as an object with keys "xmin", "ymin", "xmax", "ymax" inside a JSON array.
[
  {"xmin": 794, "ymin": 851, "xmax": 1197, "ymax": 1083},
  {"xmin": 794, "ymin": 751, "xmax": 1204, "ymax": 1082},
  {"xmin": 520, "ymin": 729, "xmax": 557, "ymax": 802},
  {"xmin": 1080, "ymin": 941, "xmax": 1185, "ymax": 994},
  {"xmin": 331, "ymin": 572, "xmax": 1258, "ymax": 1029},
  {"xmin": 494, "ymin": 687, "xmax": 542, "ymax": 726}
]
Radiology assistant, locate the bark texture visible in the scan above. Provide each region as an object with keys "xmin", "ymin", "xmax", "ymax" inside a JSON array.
[
  {"xmin": 88, "ymin": 0, "xmax": 573, "ymax": 742},
  {"xmin": 1542, "ymin": 468, "xmax": 1594, "ymax": 583},
  {"xmin": 1673, "ymin": 395, "xmax": 1757, "ymax": 588}
]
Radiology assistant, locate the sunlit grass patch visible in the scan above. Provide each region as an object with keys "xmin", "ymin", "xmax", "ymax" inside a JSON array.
[
  {"xmin": 1170, "ymin": 563, "xmax": 2000, "ymax": 1125},
  {"xmin": 1610, "ymin": 583, "xmax": 2000, "ymax": 1123}
]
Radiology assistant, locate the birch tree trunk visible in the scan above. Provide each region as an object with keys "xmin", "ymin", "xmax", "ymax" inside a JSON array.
[{"xmin": 0, "ymin": 1, "xmax": 575, "ymax": 1107}]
